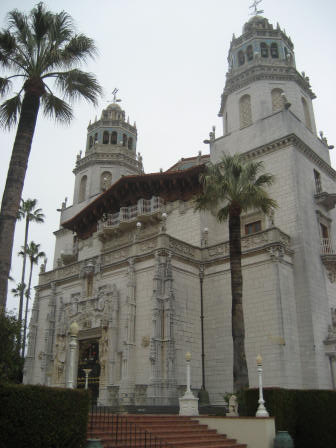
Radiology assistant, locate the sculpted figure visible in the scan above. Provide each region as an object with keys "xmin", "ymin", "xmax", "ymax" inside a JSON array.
[{"xmin": 228, "ymin": 394, "xmax": 239, "ymax": 416}]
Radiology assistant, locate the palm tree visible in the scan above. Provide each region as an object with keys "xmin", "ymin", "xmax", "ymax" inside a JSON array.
[
  {"xmin": 195, "ymin": 154, "xmax": 277, "ymax": 392},
  {"xmin": 0, "ymin": 2, "xmax": 102, "ymax": 311},
  {"xmin": 11, "ymin": 281, "xmax": 25, "ymax": 356},
  {"xmin": 11, "ymin": 282, "xmax": 26, "ymax": 304},
  {"xmin": 17, "ymin": 199, "xmax": 44, "ymax": 331},
  {"xmin": 19, "ymin": 241, "xmax": 45, "ymax": 357}
]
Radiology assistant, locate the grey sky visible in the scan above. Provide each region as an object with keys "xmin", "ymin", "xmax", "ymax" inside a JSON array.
[{"xmin": 1, "ymin": 0, "xmax": 336, "ymax": 312}]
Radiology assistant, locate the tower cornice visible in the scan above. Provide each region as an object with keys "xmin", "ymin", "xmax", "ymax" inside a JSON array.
[
  {"xmin": 230, "ymin": 28, "xmax": 293, "ymax": 52},
  {"xmin": 88, "ymin": 119, "xmax": 137, "ymax": 135},
  {"xmin": 73, "ymin": 152, "xmax": 142, "ymax": 175},
  {"xmin": 241, "ymin": 133, "xmax": 336, "ymax": 180},
  {"xmin": 219, "ymin": 63, "xmax": 315, "ymax": 116}
]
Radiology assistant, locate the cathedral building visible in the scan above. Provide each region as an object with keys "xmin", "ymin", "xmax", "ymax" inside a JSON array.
[{"xmin": 24, "ymin": 14, "xmax": 336, "ymax": 406}]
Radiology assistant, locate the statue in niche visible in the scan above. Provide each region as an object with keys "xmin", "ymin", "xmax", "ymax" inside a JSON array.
[
  {"xmin": 99, "ymin": 329, "xmax": 109, "ymax": 379},
  {"xmin": 328, "ymin": 308, "xmax": 336, "ymax": 339},
  {"xmin": 96, "ymin": 286, "xmax": 106, "ymax": 312},
  {"xmin": 70, "ymin": 294, "xmax": 79, "ymax": 316},
  {"xmin": 53, "ymin": 334, "xmax": 66, "ymax": 384},
  {"xmin": 332, "ymin": 308, "xmax": 336, "ymax": 327}
]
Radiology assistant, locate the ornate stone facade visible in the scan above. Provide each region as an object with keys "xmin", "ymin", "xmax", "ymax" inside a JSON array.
[{"xmin": 24, "ymin": 14, "xmax": 336, "ymax": 403}]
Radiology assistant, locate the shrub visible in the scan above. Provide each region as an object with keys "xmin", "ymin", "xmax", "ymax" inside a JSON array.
[
  {"xmin": 0, "ymin": 384, "xmax": 89, "ymax": 448},
  {"xmin": 0, "ymin": 313, "xmax": 23, "ymax": 383},
  {"xmin": 239, "ymin": 387, "xmax": 336, "ymax": 448}
]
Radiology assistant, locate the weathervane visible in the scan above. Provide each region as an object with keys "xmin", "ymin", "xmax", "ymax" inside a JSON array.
[
  {"xmin": 108, "ymin": 88, "xmax": 122, "ymax": 104},
  {"xmin": 249, "ymin": 0, "xmax": 264, "ymax": 16}
]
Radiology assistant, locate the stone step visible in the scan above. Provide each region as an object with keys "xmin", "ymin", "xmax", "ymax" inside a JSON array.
[{"xmin": 88, "ymin": 414, "xmax": 247, "ymax": 448}]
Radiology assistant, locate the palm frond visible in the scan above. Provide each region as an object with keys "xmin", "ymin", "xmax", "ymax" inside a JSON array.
[
  {"xmin": 0, "ymin": 30, "xmax": 17, "ymax": 68},
  {"xmin": 195, "ymin": 153, "xmax": 277, "ymax": 221},
  {"xmin": 30, "ymin": 2, "xmax": 53, "ymax": 44},
  {"xmin": 254, "ymin": 173, "xmax": 275, "ymax": 187},
  {"xmin": 50, "ymin": 11, "xmax": 73, "ymax": 45},
  {"xmin": 28, "ymin": 207, "xmax": 45, "ymax": 223},
  {"xmin": 217, "ymin": 204, "xmax": 230, "ymax": 222},
  {"xmin": 60, "ymin": 34, "xmax": 98, "ymax": 66},
  {"xmin": 0, "ymin": 77, "xmax": 12, "ymax": 96},
  {"xmin": 7, "ymin": 10, "xmax": 28, "ymax": 42},
  {"xmin": 55, "ymin": 69, "xmax": 102, "ymax": 105},
  {"xmin": 0, "ymin": 93, "xmax": 22, "ymax": 129},
  {"xmin": 41, "ymin": 92, "xmax": 73, "ymax": 123}
]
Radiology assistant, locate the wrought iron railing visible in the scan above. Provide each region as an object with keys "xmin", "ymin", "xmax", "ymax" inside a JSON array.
[
  {"xmin": 88, "ymin": 406, "xmax": 169, "ymax": 447},
  {"xmin": 321, "ymin": 238, "xmax": 336, "ymax": 255}
]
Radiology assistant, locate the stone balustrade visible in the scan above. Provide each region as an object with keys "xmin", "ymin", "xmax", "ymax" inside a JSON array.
[
  {"xmin": 99, "ymin": 197, "xmax": 163, "ymax": 230},
  {"xmin": 321, "ymin": 237, "xmax": 336, "ymax": 255}
]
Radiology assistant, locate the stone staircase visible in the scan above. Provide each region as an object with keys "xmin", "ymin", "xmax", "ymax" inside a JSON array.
[{"xmin": 88, "ymin": 414, "xmax": 247, "ymax": 448}]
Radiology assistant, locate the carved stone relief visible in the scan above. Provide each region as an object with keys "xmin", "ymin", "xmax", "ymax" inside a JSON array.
[{"xmin": 327, "ymin": 308, "xmax": 336, "ymax": 340}]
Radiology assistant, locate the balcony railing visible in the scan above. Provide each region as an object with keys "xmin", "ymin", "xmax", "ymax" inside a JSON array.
[
  {"xmin": 100, "ymin": 197, "xmax": 163, "ymax": 230},
  {"xmin": 321, "ymin": 238, "xmax": 336, "ymax": 255}
]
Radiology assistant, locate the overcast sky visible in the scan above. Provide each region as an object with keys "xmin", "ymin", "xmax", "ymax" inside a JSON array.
[{"xmin": 1, "ymin": 0, "xmax": 336, "ymax": 312}]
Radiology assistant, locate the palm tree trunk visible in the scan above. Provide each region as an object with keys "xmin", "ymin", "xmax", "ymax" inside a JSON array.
[
  {"xmin": 229, "ymin": 210, "xmax": 249, "ymax": 392},
  {"xmin": 22, "ymin": 257, "xmax": 33, "ymax": 358},
  {"xmin": 0, "ymin": 91, "xmax": 41, "ymax": 313},
  {"xmin": 19, "ymin": 217, "xmax": 29, "ymax": 323}
]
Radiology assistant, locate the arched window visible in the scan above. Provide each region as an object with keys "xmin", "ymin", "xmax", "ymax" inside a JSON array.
[
  {"xmin": 239, "ymin": 94, "xmax": 252, "ymax": 128},
  {"xmin": 94, "ymin": 133, "xmax": 98, "ymax": 143},
  {"xmin": 270, "ymin": 43, "xmax": 279, "ymax": 58},
  {"xmin": 271, "ymin": 88, "xmax": 284, "ymax": 112},
  {"xmin": 111, "ymin": 131, "xmax": 117, "ymax": 144},
  {"xmin": 78, "ymin": 175, "xmax": 87, "ymax": 203},
  {"xmin": 260, "ymin": 43, "xmax": 268, "ymax": 58},
  {"xmin": 128, "ymin": 137, "xmax": 133, "ymax": 150},
  {"xmin": 89, "ymin": 136, "xmax": 93, "ymax": 148},
  {"xmin": 238, "ymin": 50, "xmax": 245, "ymax": 66},
  {"xmin": 122, "ymin": 134, "xmax": 127, "ymax": 147},
  {"xmin": 302, "ymin": 97, "xmax": 312, "ymax": 130},
  {"xmin": 100, "ymin": 171, "xmax": 112, "ymax": 191},
  {"xmin": 246, "ymin": 45, "xmax": 253, "ymax": 61},
  {"xmin": 103, "ymin": 131, "xmax": 109, "ymax": 144}
]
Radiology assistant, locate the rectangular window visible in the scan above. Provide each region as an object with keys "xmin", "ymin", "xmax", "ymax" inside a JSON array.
[
  {"xmin": 245, "ymin": 220, "xmax": 262, "ymax": 235},
  {"xmin": 320, "ymin": 223, "xmax": 329, "ymax": 239}
]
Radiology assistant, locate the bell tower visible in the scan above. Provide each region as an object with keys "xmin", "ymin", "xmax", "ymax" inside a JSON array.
[
  {"xmin": 217, "ymin": 14, "xmax": 317, "ymax": 147},
  {"xmin": 54, "ymin": 96, "xmax": 144, "ymax": 267},
  {"xmin": 211, "ymin": 12, "xmax": 336, "ymax": 389},
  {"xmin": 72, "ymin": 99, "xmax": 143, "ymax": 210}
]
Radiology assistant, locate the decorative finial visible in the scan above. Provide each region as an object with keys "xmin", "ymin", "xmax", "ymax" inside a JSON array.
[
  {"xmin": 249, "ymin": 0, "xmax": 264, "ymax": 16},
  {"xmin": 108, "ymin": 87, "xmax": 122, "ymax": 104}
]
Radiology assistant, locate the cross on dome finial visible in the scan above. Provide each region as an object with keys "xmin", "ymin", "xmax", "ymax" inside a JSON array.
[
  {"xmin": 249, "ymin": 0, "xmax": 264, "ymax": 16},
  {"xmin": 108, "ymin": 88, "xmax": 122, "ymax": 104}
]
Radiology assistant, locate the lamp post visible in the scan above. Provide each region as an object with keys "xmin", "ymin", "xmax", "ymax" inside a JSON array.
[
  {"xmin": 179, "ymin": 352, "xmax": 199, "ymax": 416},
  {"xmin": 198, "ymin": 264, "xmax": 209, "ymax": 405},
  {"xmin": 256, "ymin": 354, "xmax": 269, "ymax": 417},
  {"xmin": 83, "ymin": 368, "xmax": 92, "ymax": 390},
  {"xmin": 185, "ymin": 352, "xmax": 192, "ymax": 394}
]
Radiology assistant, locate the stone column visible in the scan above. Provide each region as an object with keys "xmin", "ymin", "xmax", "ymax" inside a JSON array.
[{"xmin": 66, "ymin": 321, "xmax": 79, "ymax": 389}]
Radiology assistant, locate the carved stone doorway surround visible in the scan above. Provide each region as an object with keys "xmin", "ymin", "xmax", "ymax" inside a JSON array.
[{"xmin": 77, "ymin": 328, "xmax": 102, "ymax": 403}]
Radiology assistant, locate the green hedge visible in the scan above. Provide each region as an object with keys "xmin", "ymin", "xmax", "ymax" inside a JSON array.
[
  {"xmin": 0, "ymin": 384, "xmax": 90, "ymax": 448},
  {"xmin": 240, "ymin": 387, "xmax": 336, "ymax": 448}
]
